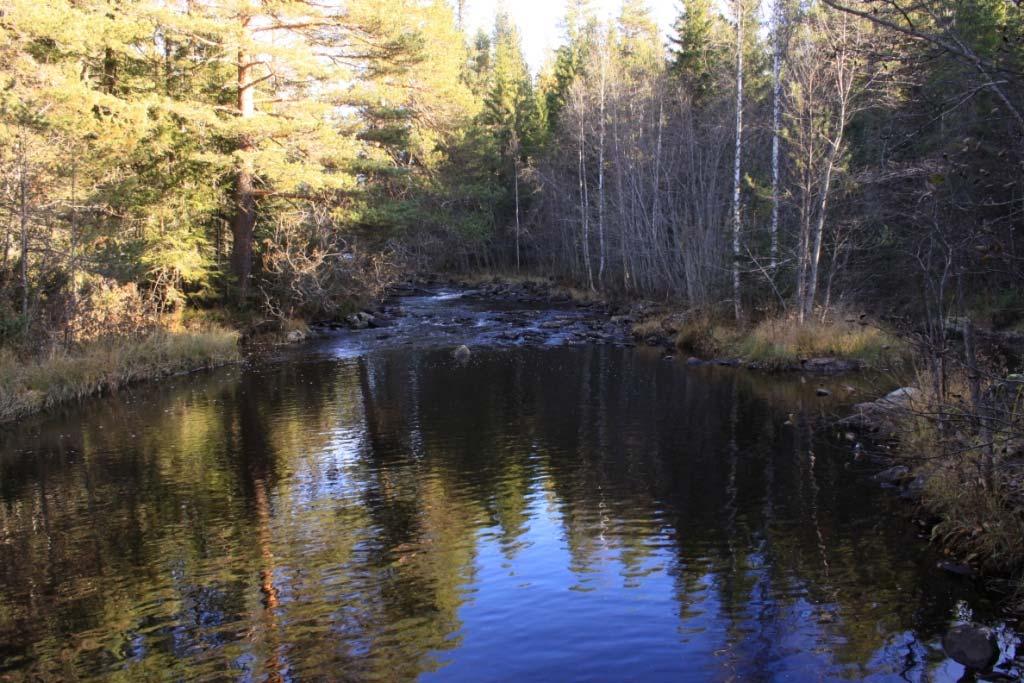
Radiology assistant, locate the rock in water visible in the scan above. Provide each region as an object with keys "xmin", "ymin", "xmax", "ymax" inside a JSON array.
[
  {"xmin": 453, "ymin": 345, "xmax": 471, "ymax": 361},
  {"xmin": 942, "ymin": 624, "xmax": 999, "ymax": 671},
  {"xmin": 816, "ymin": 387, "xmax": 832, "ymax": 397},
  {"xmin": 872, "ymin": 465, "xmax": 910, "ymax": 484}
]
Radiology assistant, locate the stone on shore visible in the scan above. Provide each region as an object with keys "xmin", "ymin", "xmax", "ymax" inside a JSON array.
[{"xmin": 942, "ymin": 623, "xmax": 999, "ymax": 671}]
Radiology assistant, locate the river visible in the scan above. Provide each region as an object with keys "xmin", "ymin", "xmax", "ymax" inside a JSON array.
[{"xmin": 0, "ymin": 289, "xmax": 1019, "ymax": 681}]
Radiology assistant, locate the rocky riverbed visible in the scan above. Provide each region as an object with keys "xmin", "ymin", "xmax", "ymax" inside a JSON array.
[{"xmin": 307, "ymin": 279, "xmax": 872, "ymax": 375}]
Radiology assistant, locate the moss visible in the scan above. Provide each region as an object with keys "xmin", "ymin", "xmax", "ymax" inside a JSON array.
[{"xmin": 0, "ymin": 327, "xmax": 240, "ymax": 423}]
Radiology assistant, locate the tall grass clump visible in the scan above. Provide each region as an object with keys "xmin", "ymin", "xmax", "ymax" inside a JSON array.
[
  {"xmin": 735, "ymin": 317, "xmax": 898, "ymax": 366},
  {"xmin": 669, "ymin": 311, "xmax": 901, "ymax": 368}
]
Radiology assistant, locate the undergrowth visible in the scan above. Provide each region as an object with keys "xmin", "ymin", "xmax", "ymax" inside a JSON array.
[{"xmin": 893, "ymin": 372, "xmax": 1024, "ymax": 607}]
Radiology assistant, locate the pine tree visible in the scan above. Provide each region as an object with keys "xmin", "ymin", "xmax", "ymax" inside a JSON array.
[
  {"xmin": 668, "ymin": 0, "xmax": 729, "ymax": 102},
  {"xmin": 480, "ymin": 10, "xmax": 542, "ymax": 253},
  {"xmin": 614, "ymin": 0, "xmax": 662, "ymax": 76},
  {"xmin": 543, "ymin": 0, "xmax": 596, "ymax": 134}
]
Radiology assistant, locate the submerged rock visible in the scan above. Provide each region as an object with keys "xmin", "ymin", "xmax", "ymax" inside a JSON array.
[
  {"xmin": 452, "ymin": 344, "xmax": 471, "ymax": 361},
  {"xmin": 816, "ymin": 387, "xmax": 832, "ymax": 397},
  {"xmin": 872, "ymin": 465, "xmax": 910, "ymax": 484},
  {"xmin": 900, "ymin": 475, "xmax": 926, "ymax": 501},
  {"xmin": 942, "ymin": 623, "xmax": 999, "ymax": 671},
  {"xmin": 800, "ymin": 357, "xmax": 863, "ymax": 373},
  {"xmin": 937, "ymin": 560, "xmax": 976, "ymax": 578}
]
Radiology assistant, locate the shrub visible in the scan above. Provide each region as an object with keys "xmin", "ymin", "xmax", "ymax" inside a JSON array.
[{"xmin": 68, "ymin": 277, "xmax": 160, "ymax": 344}]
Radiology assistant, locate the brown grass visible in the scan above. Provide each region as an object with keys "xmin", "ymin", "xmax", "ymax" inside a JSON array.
[
  {"xmin": 735, "ymin": 317, "xmax": 899, "ymax": 366},
  {"xmin": 0, "ymin": 327, "xmax": 240, "ymax": 422},
  {"xmin": 890, "ymin": 369, "xmax": 1024, "ymax": 607},
  {"xmin": 666, "ymin": 313, "xmax": 901, "ymax": 367}
]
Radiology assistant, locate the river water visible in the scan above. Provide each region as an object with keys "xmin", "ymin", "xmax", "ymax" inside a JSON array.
[{"xmin": 0, "ymin": 290, "xmax": 1019, "ymax": 681}]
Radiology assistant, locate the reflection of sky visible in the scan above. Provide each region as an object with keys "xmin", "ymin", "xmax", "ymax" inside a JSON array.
[
  {"xmin": 289, "ymin": 426, "xmax": 368, "ymax": 504},
  {"xmin": 423, "ymin": 481, "xmax": 734, "ymax": 681}
]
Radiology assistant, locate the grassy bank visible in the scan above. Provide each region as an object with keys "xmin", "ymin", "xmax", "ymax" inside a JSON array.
[
  {"xmin": 441, "ymin": 271, "xmax": 607, "ymax": 305},
  {"xmin": 884, "ymin": 379, "xmax": 1024, "ymax": 607},
  {"xmin": 0, "ymin": 328, "xmax": 240, "ymax": 423},
  {"xmin": 640, "ymin": 312, "xmax": 902, "ymax": 369}
]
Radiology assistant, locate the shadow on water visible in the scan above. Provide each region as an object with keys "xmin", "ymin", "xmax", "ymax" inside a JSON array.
[{"xmin": 0, "ymin": 301, "xmax": 1020, "ymax": 681}]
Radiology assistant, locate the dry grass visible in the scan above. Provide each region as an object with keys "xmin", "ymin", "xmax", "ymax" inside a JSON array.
[
  {"xmin": 673, "ymin": 315, "xmax": 738, "ymax": 358},
  {"xmin": 0, "ymin": 327, "xmax": 240, "ymax": 423},
  {"xmin": 735, "ymin": 317, "xmax": 899, "ymax": 366},
  {"xmin": 630, "ymin": 315, "xmax": 671, "ymax": 338},
  {"xmin": 667, "ymin": 313, "xmax": 900, "ymax": 367},
  {"xmin": 889, "ymin": 369, "xmax": 1024, "ymax": 605},
  {"xmin": 449, "ymin": 271, "xmax": 608, "ymax": 305}
]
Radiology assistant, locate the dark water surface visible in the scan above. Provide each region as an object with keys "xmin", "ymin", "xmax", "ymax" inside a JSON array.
[{"xmin": 1, "ymin": 292, "xmax": 1020, "ymax": 681}]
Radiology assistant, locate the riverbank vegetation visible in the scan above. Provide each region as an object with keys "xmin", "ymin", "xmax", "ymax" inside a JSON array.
[
  {"xmin": 0, "ymin": 326, "xmax": 238, "ymax": 422},
  {"xmin": 863, "ymin": 371, "xmax": 1024, "ymax": 608}
]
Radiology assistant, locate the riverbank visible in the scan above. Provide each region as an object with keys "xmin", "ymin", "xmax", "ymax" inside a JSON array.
[
  {"xmin": 427, "ymin": 273, "xmax": 903, "ymax": 372},
  {"xmin": 0, "ymin": 327, "xmax": 240, "ymax": 423},
  {"xmin": 842, "ymin": 383, "xmax": 1024, "ymax": 613}
]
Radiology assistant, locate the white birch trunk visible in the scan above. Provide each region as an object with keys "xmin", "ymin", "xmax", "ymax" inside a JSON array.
[
  {"xmin": 597, "ymin": 46, "xmax": 607, "ymax": 284},
  {"xmin": 770, "ymin": 0, "xmax": 782, "ymax": 273},
  {"xmin": 731, "ymin": 0, "xmax": 744, "ymax": 321}
]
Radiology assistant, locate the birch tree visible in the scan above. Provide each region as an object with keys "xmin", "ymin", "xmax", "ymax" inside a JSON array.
[{"xmin": 731, "ymin": 0, "xmax": 745, "ymax": 321}]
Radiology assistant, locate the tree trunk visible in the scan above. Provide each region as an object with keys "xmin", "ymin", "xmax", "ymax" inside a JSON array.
[
  {"xmin": 804, "ymin": 86, "xmax": 847, "ymax": 320},
  {"xmin": 231, "ymin": 20, "xmax": 256, "ymax": 303},
  {"xmin": 597, "ymin": 48, "xmax": 607, "ymax": 285},
  {"xmin": 579, "ymin": 103, "xmax": 594, "ymax": 290},
  {"xmin": 770, "ymin": 0, "xmax": 782, "ymax": 273},
  {"xmin": 17, "ymin": 134, "xmax": 29, "ymax": 318},
  {"xmin": 68, "ymin": 161, "xmax": 78, "ymax": 343},
  {"xmin": 513, "ymin": 145, "xmax": 521, "ymax": 273},
  {"xmin": 731, "ymin": 0, "xmax": 744, "ymax": 321}
]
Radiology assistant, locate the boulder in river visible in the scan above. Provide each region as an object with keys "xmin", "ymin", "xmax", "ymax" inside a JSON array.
[
  {"xmin": 839, "ymin": 386, "xmax": 922, "ymax": 438},
  {"xmin": 346, "ymin": 311, "xmax": 376, "ymax": 330},
  {"xmin": 453, "ymin": 345, "xmax": 471, "ymax": 361},
  {"xmin": 937, "ymin": 560, "xmax": 976, "ymax": 578},
  {"xmin": 942, "ymin": 623, "xmax": 999, "ymax": 671}
]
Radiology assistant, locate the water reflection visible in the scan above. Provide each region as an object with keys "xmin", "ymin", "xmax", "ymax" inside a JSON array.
[{"xmin": 0, "ymin": 345, "xmax": 1015, "ymax": 681}]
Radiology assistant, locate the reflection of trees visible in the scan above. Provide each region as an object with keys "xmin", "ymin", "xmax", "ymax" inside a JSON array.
[{"xmin": 0, "ymin": 346, "xmax": 972, "ymax": 679}]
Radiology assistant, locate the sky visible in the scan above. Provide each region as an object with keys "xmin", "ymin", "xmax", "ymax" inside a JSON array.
[{"xmin": 458, "ymin": 0, "xmax": 679, "ymax": 73}]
